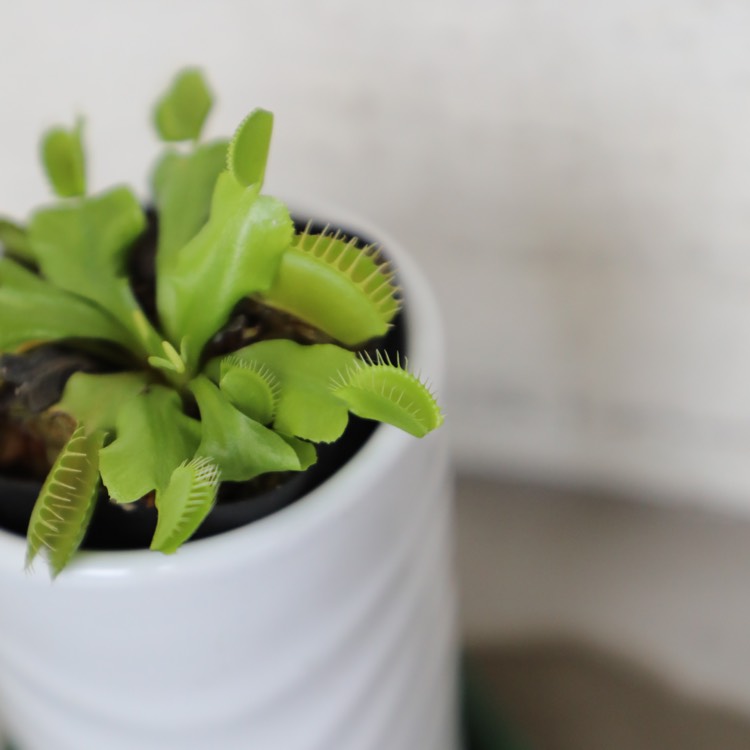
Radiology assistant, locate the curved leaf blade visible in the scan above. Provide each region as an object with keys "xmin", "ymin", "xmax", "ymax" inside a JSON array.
[
  {"xmin": 28, "ymin": 188, "xmax": 156, "ymax": 354},
  {"xmin": 29, "ymin": 187, "xmax": 144, "ymax": 305},
  {"xmin": 151, "ymin": 139, "xmax": 228, "ymax": 272},
  {"xmin": 208, "ymin": 339, "xmax": 355, "ymax": 443},
  {"xmin": 260, "ymin": 228, "xmax": 400, "ymax": 346},
  {"xmin": 228, "ymin": 109, "xmax": 273, "ymax": 188},
  {"xmin": 98, "ymin": 386, "xmax": 200, "ymax": 503},
  {"xmin": 189, "ymin": 375, "xmax": 300, "ymax": 481},
  {"xmin": 56, "ymin": 372, "xmax": 152, "ymax": 434},
  {"xmin": 280, "ymin": 434, "xmax": 317, "ymax": 471},
  {"xmin": 159, "ymin": 176, "xmax": 292, "ymax": 369},
  {"xmin": 41, "ymin": 121, "xmax": 86, "ymax": 198},
  {"xmin": 0, "ymin": 258, "xmax": 133, "ymax": 351},
  {"xmin": 151, "ymin": 456, "xmax": 220, "ymax": 554},
  {"xmin": 0, "ymin": 218, "xmax": 34, "ymax": 263},
  {"xmin": 25, "ymin": 425, "xmax": 102, "ymax": 577},
  {"xmin": 330, "ymin": 352, "xmax": 444, "ymax": 438},
  {"xmin": 154, "ymin": 68, "xmax": 213, "ymax": 142},
  {"xmin": 219, "ymin": 355, "xmax": 279, "ymax": 424}
]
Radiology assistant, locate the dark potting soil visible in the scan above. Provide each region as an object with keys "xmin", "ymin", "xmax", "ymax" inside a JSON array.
[{"xmin": 0, "ymin": 217, "xmax": 406, "ymax": 550}]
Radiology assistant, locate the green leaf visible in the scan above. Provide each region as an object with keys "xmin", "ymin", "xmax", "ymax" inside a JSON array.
[
  {"xmin": 28, "ymin": 187, "xmax": 158, "ymax": 355},
  {"xmin": 151, "ymin": 456, "xmax": 220, "ymax": 554},
  {"xmin": 260, "ymin": 227, "xmax": 400, "ymax": 346},
  {"xmin": 330, "ymin": 352, "xmax": 444, "ymax": 437},
  {"xmin": 56, "ymin": 371, "xmax": 152, "ymax": 433},
  {"xmin": 219, "ymin": 355, "xmax": 279, "ymax": 424},
  {"xmin": 98, "ymin": 386, "xmax": 200, "ymax": 503},
  {"xmin": 189, "ymin": 375, "xmax": 301, "ymax": 481},
  {"xmin": 0, "ymin": 218, "xmax": 34, "ymax": 262},
  {"xmin": 154, "ymin": 68, "xmax": 213, "ymax": 142},
  {"xmin": 227, "ymin": 109, "xmax": 273, "ymax": 188},
  {"xmin": 147, "ymin": 340, "xmax": 188, "ymax": 377},
  {"xmin": 158, "ymin": 174, "xmax": 293, "ymax": 370},
  {"xmin": 151, "ymin": 139, "xmax": 228, "ymax": 273},
  {"xmin": 40, "ymin": 120, "xmax": 86, "ymax": 198},
  {"xmin": 25, "ymin": 424, "xmax": 102, "ymax": 577},
  {"xmin": 0, "ymin": 255, "xmax": 53, "ymax": 293},
  {"xmin": 0, "ymin": 257, "xmax": 133, "ymax": 351},
  {"xmin": 280, "ymin": 434, "xmax": 317, "ymax": 470},
  {"xmin": 208, "ymin": 340, "xmax": 356, "ymax": 443},
  {"xmin": 29, "ymin": 187, "xmax": 144, "ymax": 306}
]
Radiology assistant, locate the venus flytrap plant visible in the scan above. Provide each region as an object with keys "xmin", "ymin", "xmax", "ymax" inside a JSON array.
[{"xmin": 0, "ymin": 69, "xmax": 443, "ymax": 576}]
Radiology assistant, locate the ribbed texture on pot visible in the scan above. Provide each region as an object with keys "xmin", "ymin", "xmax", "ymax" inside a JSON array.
[
  {"xmin": 0, "ymin": 429, "xmax": 457, "ymax": 750},
  {"xmin": 0, "ymin": 208, "xmax": 459, "ymax": 750}
]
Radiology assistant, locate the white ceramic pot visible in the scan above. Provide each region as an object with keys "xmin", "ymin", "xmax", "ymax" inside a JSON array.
[{"xmin": 0, "ymin": 207, "xmax": 459, "ymax": 750}]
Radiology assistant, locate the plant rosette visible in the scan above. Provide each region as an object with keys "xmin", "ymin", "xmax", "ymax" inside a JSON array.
[{"xmin": 0, "ymin": 71, "xmax": 458, "ymax": 750}]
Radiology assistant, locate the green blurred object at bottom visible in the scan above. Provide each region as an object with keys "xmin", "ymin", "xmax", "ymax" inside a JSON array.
[
  {"xmin": 3, "ymin": 657, "xmax": 528, "ymax": 750},
  {"xmin": 462, "ymin": 655, "xmax": 530, "ymax": 749}
]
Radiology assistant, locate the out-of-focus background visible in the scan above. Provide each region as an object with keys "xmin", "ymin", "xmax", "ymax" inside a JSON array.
[{"xmin": 5, "ymin": 2, "xmax": 750, "ymax": 746}]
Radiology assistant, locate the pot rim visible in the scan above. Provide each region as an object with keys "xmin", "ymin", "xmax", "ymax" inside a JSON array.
[{"xmin": 0, "ymin": 199, "xmax": 446, "ymax": 583}]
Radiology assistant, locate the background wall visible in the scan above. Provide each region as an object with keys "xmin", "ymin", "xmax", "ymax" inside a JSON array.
[{"xmin": 3, "ymin": 1, "xmax": 750, "ymax": 509}]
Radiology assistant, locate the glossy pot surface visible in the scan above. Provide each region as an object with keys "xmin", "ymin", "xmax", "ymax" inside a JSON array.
[{"xmin": 0, "ymin": 206, "xmax": 458, "ymax": 750}]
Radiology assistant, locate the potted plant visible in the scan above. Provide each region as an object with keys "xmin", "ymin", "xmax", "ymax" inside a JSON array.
[{"xmin": 0, "ymin": 70, "xmax": 457, "ymax": 750}]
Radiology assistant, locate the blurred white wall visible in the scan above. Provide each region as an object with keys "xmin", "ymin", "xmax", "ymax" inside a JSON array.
[{"xmin": 3, "ymin": 1, "xmax": 750, "ymax": 509}]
